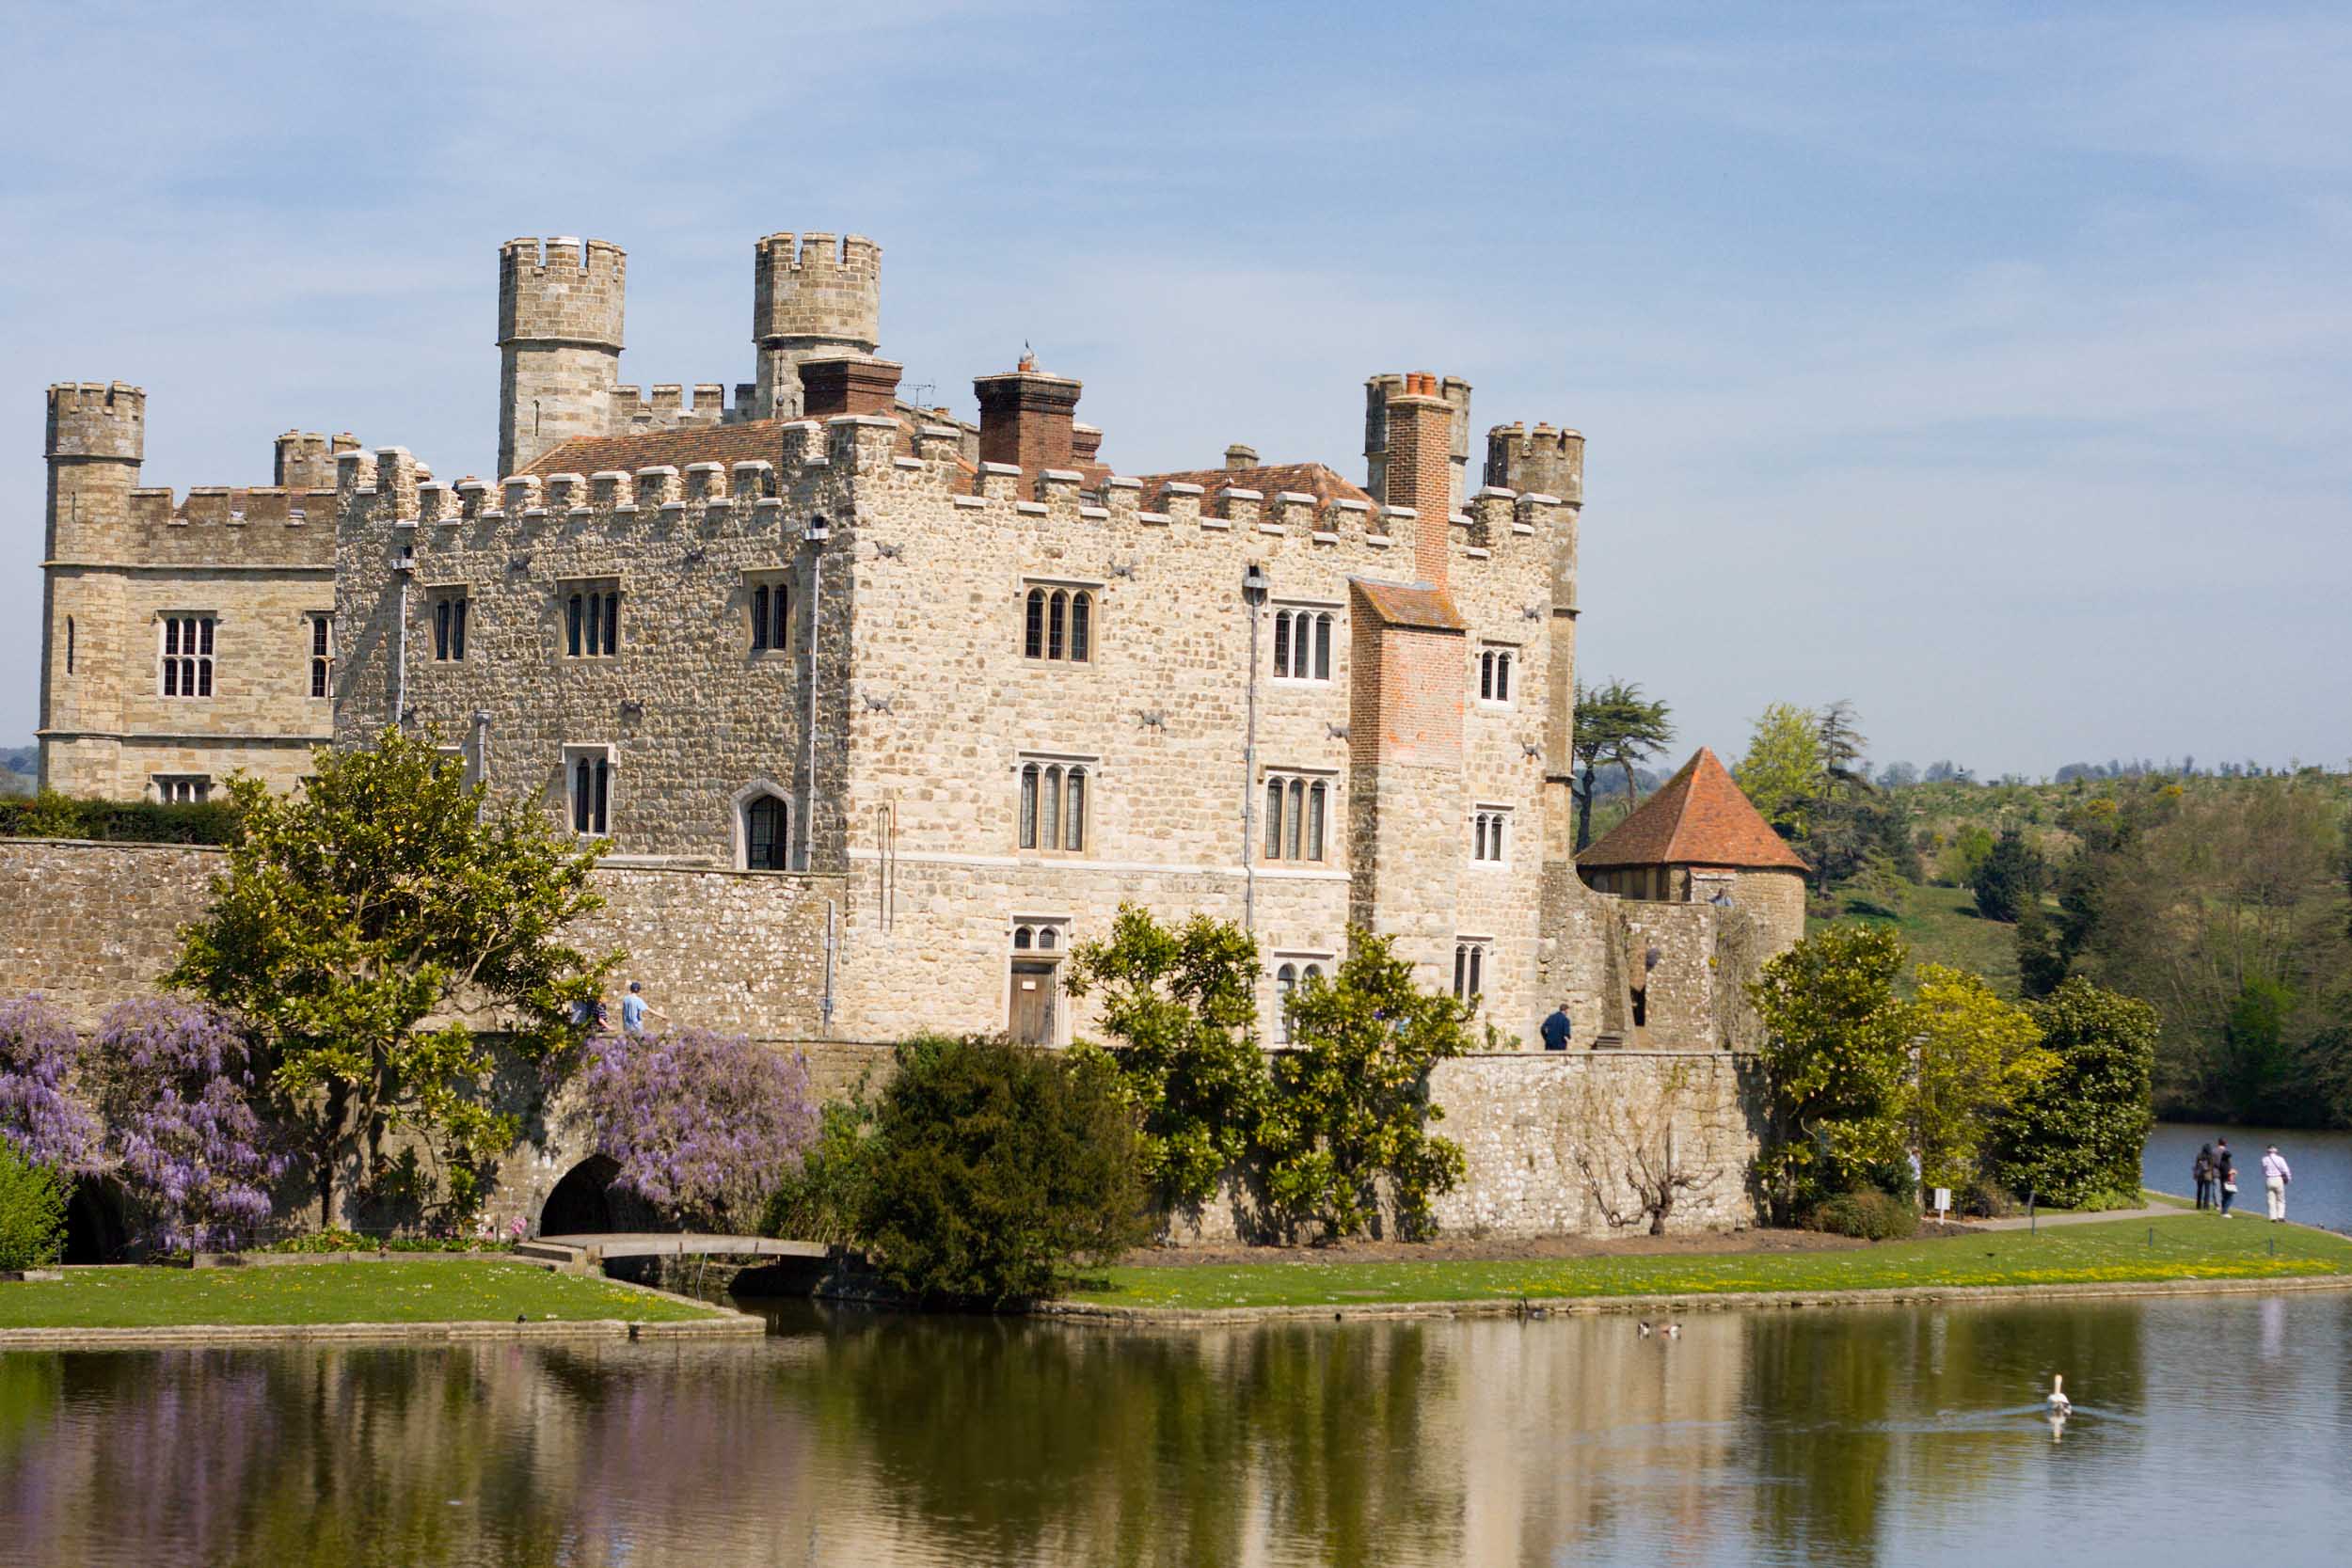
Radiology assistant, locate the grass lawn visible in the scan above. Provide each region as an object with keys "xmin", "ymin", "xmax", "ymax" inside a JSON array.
[
  {"xmin": 1070, "ymin": 1213, "xmax": 2352, "ymax": 1312},
  {"xmin": 0, "ymin": 1259, "xmax": 722, "ymax": 1330},
  {"xmin": 1839, "ymin": 880, "xmax": 2022, "ymax": 996}
]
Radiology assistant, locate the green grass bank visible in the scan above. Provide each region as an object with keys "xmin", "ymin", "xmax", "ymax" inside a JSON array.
[
  {"xmin": 1070, "ymin": 1213, "xmax": 2352, "ymax": 1313},
  {"xmin": 0, "ymin": 1259, "xmax": 723, "ymax": 1331}
]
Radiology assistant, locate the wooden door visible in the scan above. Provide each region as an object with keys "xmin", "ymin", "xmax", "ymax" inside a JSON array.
[{"xmin": 1009, "ymin": 961, "xmax": 1057, "ymax": 1044}]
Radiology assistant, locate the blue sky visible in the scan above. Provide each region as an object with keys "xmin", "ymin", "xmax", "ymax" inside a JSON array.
[{"xmin": 4, "ymin": 1, "xmax": 2345, "ymax": 777}]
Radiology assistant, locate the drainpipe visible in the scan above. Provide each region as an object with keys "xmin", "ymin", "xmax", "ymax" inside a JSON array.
[
  {"xmin": 822, "ymin": 899, "xmax": 837, "ymax": 1033},
  {"xmin": 391, "ymin": 540, "xmax": 415, "ymax": 731},
  {"xmin": 1241, "ymin": 563, "xmax": 1269, "ymax": 932},
  {"xmin": 800, "ymin": 518, "xmax": 830, "ymax": 872}
]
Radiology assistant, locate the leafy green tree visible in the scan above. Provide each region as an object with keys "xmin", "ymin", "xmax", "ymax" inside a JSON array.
[
  {"xmin": 1065, "ymin": 907, "xmax": 1269, "ymax": 1211},
  {"xmin": 1900, "ymin": 964, "xmax": 2053, "ymax": 1191},
  {"xmin": 2221, "ymin": 976, "xmax": 2298, "ymax": 1123},
  {"xmin": 169, "ymin": 729, "xmax": 617, "ymax": 1227},
  {"xmin": 1748, "ymin": 924, "xmax": 1911, "ymax": 1218},
  {"xmin": 2014, "ymin": 899, "xmax": 2071, "ymax": 999},
  {"xmin": 1570, "ymin": 679, "xmax": 1676, "ymax": 850},
  {"xmin": 858, "ymin": 1034, "xmax": 1151, "ymax": 1305},
  {"xmin": 1256, "ymin": 930, "xmax": 1474, "ymax": 1241},
  {"xmin": 1989, "ymin": 977, "xmax": 2155, "ymax": 1209},
  {"xmin": 1969, "ymin": 827, "xmax": 2044, "ymax": 922},
  {"xmin": 1735, "ymin": 703, "xmax": 1825, "ymax": 836},
  {"xmin": 0, "ymin": 1140, "xmax": 68, "ymax": 1271}
]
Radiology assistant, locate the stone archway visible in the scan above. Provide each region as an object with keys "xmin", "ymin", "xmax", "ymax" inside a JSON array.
[
  {"xmin": 538, "ymin": 1154, "xmax": 623, "ymax": 1237},
  {"xmin": 62, "ymin": 1175, "xmax": 132, "ymax": 1264}
]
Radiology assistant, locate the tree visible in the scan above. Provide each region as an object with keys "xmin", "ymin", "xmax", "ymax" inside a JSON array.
[
  {"xmin": 1570, "ymin": 680, "xmax": 1676, "ymax": 850},
  {"xmin": 1255, "ymin": 929, "xmax": 1475, "ymax": 1241},
  {"xmin": 1815, "ymin": 701, "xmax": 1870, "ymax": 799},
  {"xmin": 0, "ymin": 995, "xmax": 102, "ymax": 1173},
  {"xmin": 1989, "ymin": 978, "xmax": 2155, "ymax": 1209},
  {"xmin": 1735, "ymin": 703, "xmax": 1825, "ymax": 836},
  {"xmin": 1899, "ymin": 965, "xmax": 2053, "ymax": 1192},
  {"xmin": 0, "ymin": 1140, "xmax": 68, "ymax": 1272},
  {"xmin": 2014, "ymin": 899, "xmax": 2071, "ymax": 999},
  {"xmin": 578, "ymin": 1028, "xmax": 818, "ymax": 1231},
  {"xmin": 89, "ymin": 998, "xmax": 282, "ymax": 1252},
  {"xmin": 1570, "ymin": 1061, "xmax": 1731, "ymax": 1235},
  {"xmin": 858, "ymin": 1035, "xmax": 1152, "ymax": 1305},
  {"xmin": 1748, "ymin": 924, "xmax": 1911, "ymax": 1218},
  {"xmin": 1969, "ymin": 827, "xmax": 2043, "ymax": 922},
  {"xmin": 169, "ymin": 729, "xmax": 617, "ymax": 1227},
  {"xmin": 1065, "ymin": 906, "xmax": 1268, "ymax": 1212}
]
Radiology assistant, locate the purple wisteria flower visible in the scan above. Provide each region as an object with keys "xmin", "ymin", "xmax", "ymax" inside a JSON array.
[
  {"xmin": 580, "ymin": 1028, "xmax": 818, "ymax": 1230},
  {"xmin": 91, "ymin": 998, "xmax": 284, "ymax": 1252},
  {"xmin": 0, "ymin": 994, "xmax": 102, "ymax": 1171}
]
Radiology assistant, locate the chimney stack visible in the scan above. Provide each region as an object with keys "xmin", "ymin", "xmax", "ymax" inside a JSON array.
[
  {"xmin": 1224, "ymin": 443, "xmax": 1259, "ymax": 471},
  {"xmin": 975, "ymin": 359, "xmax": 1083, "ymax": 473},
  {"xmin": 800, "ymin": 356, "xmax": 903, "ymax": 419},
  {"xmin": 1382, "ymin": 372, "xmax": 1458, "ymax": 588}
]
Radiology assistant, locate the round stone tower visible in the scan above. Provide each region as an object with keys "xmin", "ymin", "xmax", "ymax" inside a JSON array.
[
  {"xmin": 753, "ymin": 231, "xmax": 881, "ymax": 419},
  {"xmin": 497, "ymin": 237, "xmax": 626, "ymax": 479},
  {"xmin": 40, "ymin": 381, "xmax": 147, "ymax": 791},
  {"xmin": 1484, "ymin": 421, "xmax": 1584, "ymax": 506}
]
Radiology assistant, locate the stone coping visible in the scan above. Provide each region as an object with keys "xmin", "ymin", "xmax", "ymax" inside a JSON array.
[{"xmin": 1033, "ymin": 1270, "xmax": 2352, "ymax": 1326}]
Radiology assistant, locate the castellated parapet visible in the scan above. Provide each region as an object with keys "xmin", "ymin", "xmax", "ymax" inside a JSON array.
[
  {"xmin": 1364, "ymin": 372, "xmax": 1473, "ymax": 513},
  {"xmin": 753, "ymin": 232, "xmax": 882, "ymax": 419},
  {"xmin": 498, "ymin": 237, "xmax": 628, "ymax": 480},
  {"xmin": 46, "ymin": 381, "xmax": 147, "ymax": 464},
  {"xmin": 1486, "ymin": 422, "xmax": 1584, "ymax": 507}
]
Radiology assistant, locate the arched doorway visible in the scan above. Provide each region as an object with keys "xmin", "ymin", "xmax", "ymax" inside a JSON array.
[
  {"xmin": 539, "ymin": 1155, "xmax": 622, "ymax": 1237},
  {"xmin": 62, "ymin": 1176, "xmax": 132, "ymax": 1264}
]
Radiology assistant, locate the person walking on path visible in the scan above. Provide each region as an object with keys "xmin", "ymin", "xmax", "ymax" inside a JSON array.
[
  {"xmin": 2262, "ymin": 1145, "xmax": 2293, "ymax": 1223},
  {"xmin": 1540, "ymin": 1003, "xmax": 1574, "ymax": 1053},
  {"xmin": 2193, "ymin": 1143, "xmax": 2215, "ymax": 1210},
  {"xmin": 2216, "ymin": 1141, "xmax": 2238, "ymax": 1217},
  {"xmin": 620, "ymin": 980, "xmax": 660, "ymax": 1037}
]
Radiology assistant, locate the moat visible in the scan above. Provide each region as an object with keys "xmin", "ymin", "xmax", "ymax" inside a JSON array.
[{"xmin": 6, "ymin": 1291, "xmax": 2348, "ymax": 1567}]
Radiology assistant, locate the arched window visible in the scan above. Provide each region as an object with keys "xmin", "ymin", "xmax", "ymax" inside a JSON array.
[
  {"xmin": 1037, "ymin": 927, "xmax": 1057, "ymax": 950},
  {"xmin": 1472, "ymin": 808, "xmax": 1510, "ymax": 863},
  {"xmin": 1272, "ymin": 610, "xmax": 1334, "ymax": 681},
  {"xmin": 569, "ymin": 754, "xmax": 610, "ymax": 835},
  {"xmin": 1495, "ymin": 651, "xmax": 1511, "ymax": 703},
  {"xmin": 1286, "ymin": 777, "xmax": 1304, "ymax": 860},
  {"xmin": 1019, "ymin": 763, "xmax": 1040, "ymax": 848},
  {"xmin": 1303, "ymin": 962, "xmax": 1323, "ymax": 984},
  {"xmin": 1274, "ymin": 610, "xmax": 1294, "ymax": 677},
  {"xmin": 1306, "ymin": 781, "xmax": 1326, "ymax": 862},
  {"xmin": 1263, "ymin": 773, "xmax": 1329, "ymax": 862},
  {"xmin": 1014, "ymin": 925, "xmax": 1034, "ymax": 950},
  {"xmin": 1025, "ymin": 589, "xmax": 1046, "ymax": 659},
  {"xmin": 1042, "ymin": 765, "xmax": 1062, "ymax": 848},
  {"xmin": 1452, "ymin": 942, "xmax": 1486, "ymax": 1002},
  {"xmin": 1024, "ymin": 587, "xmax": 1095, "ymax": 664},
  {"xmin": 1047, "ymin": 591, "xmax": 1067, "ymax": 660},
  {"xmin": 1018, "ymin": 758, "xmax": 1092, "ymax": 853},
  {"xmin": 1264, "ymin": 778, "xmax": 1284, "ymax": 858},
  {"xmin": 744, "ymin": 794, "xmax": 788, "ymax": 870},
  {"xmin": 1479, "ymin": 648, "xmax": 1514, "ymax": 705},
  {"xmin": 1274, "ymin": 962, "xmax": 1297, "ymax": 1045}
]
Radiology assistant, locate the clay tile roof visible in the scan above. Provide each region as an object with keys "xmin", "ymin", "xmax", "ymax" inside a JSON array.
[
  {"xmin": 1576, "ymin": 747, "xmax": 1809, "ymax": 873},
  {"xmin": 1136, "ymin": 462, "xmax": 1374, "ymax": 511},
  {"xmin": 1349, "ymin": 578, "xmax": 1466, "ymax": 632},
  {"xmin": 525, "ymin": 420, "xmax": 794, "ymax": 478}
]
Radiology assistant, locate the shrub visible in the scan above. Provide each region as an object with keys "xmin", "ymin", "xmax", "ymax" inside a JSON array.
[
  {"xmin": 0, "ymin": 995, "xmax": 103, "ymax": 1172},
  {"xmin": 1969, "ymin": 827, "xmax": 2043, "ymax": 922},
  {"xmin": 89, "ymin": 998, "xmax": 281, "ymax": 1252},
  {"xmin": 762, "ymin": 1093, "xmax": 878, "ymax": 1247},
  {"xmin": 860, "ymin": 1034, "xmax": 1151, "ymax": 1306},
  {"xmin": 0, "ymin": 1141, "xmax": 68, "ymax": 1271},
  {"xmin": 1809, "ymin": 1189, "xmax": 1918, "ymax": 1241},
  {"xmin": 580, "ymin": 1029, "xmax": 819, "ymax": 1232},
  {"xmin": 1990, "ymin": 978, "xmax": 2156, "ymax": 1210}
]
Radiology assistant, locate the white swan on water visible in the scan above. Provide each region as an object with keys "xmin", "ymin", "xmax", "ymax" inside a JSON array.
[{"xmin": 2047, "ymin": 1375, "xmax": 2072, "ymax": 1417}]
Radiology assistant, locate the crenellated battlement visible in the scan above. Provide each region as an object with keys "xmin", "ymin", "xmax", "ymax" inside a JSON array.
[
  {"xmin": 1485, "ymin": 421, "xmax": 1584, "ymax": 506},
  {"xmin": 46, "ymin": 381, "xmax": 146, "ymax": 461},
  {"xmin": 497, "ymin": 236, "xmax": 627, "ymax": 347},
  {"xmin": 609, "ymin": 381, "xmax": 758, "ymax": 434}
]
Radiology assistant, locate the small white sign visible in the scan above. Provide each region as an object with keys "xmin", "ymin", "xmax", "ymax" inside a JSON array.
[{"xmin": 1932, "ymin": 1187, "xmax": 1952, "ymax": 1216}]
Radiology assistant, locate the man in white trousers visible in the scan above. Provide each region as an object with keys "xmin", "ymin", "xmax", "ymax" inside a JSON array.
[{"xmin": 2261, "ymin": 1145, "xmax": 2293, "ymax": 1223}]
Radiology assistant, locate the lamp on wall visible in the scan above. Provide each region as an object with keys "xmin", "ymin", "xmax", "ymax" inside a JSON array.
[{"xmin": 1241, "ymin": 563, "xmax": 1268, "ymax": 606}]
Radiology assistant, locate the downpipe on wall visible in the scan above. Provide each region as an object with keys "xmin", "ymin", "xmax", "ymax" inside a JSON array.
[
  {"xmin": 800, "ymin": 518, "xmax": 829, "ymax": 872},
  {"xmin": 1241, "ymin": 563, "xmax": 1268, "ymax": 932}
]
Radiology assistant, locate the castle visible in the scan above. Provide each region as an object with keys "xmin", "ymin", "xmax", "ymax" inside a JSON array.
[{"xmin": 29, "ymin": 229, "xmax": 1806, "ymax": 1234}]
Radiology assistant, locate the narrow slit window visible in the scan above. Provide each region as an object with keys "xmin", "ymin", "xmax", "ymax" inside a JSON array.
[
  {"xmin": 66, "ymin": 617, "xmax": 74, "ymax": 674},
  {"xmin": 1069, "ymin": 592, "xmax": 1090, "ymax": 662}
]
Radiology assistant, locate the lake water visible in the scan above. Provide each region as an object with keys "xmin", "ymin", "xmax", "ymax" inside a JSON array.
[
  {"xmin": 2144, "ymin": 1122, "xmax": 2352, "ymax": 1230},
  {"xmin": 7, "ymin": 1291, "xmax": 2352, "ymax": 1567}
]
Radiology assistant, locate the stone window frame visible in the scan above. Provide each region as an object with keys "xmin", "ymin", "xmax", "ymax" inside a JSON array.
[
  {"xmin": 1261, "ymin": 767, "xmax": 1337, "ymax": 863},
  {"xmin": 157, "ymin": 611, "xmax": 216, "ymax": 698},
  {"xmin": 308, "ymin": 611, "xmax": 334, "ymax": 699},
  {"xmin": 1452, "ymin": 937, "xmax": 1492, "ymax": 1006},
  {"xmin": 1269, "ymin": 952, "xmax": 1331, "ymax": 1047},
  {"xmin": 1470, "ymin": 803, "xmax": 1513, "ymax": 867},
  {"xmin": 730, "ymin": 777, "xmax": 795, "ymax": 872},
  {"xmin": 1022, "ymin": 578, "xmax": 1100, "ymax": 666},
  {"xmin": 563, "ymin": 743, "xmax": 616, "ymax": 839},
  {"xmin": 1009, "ymin": 916, "xmax": 1072, "ymax": 956},
  {"xmin": 1476, "ymin": 642, "xmax": 1517, "ymax": 707},
  {"xmin": 430, "ymin": 589, "xmax": 469, "ymax": 663},
  {"xmin": 560, "ymin": 577, "xmax": 623, "ymax": 660},
  {"xmin": 1271, "ymin": 601, "xmax": 1339, "ymax": 683},
  {"xmin": 153, "ymin": 773, "xmax": 211, "ymax": 805},
  {"xmin": 1016, "ymin": 752, "xmax": 1096, "ymax": 856},
  {"xmin": 745, "ymin": 568, "xmax": 794, "ymax": 657}
]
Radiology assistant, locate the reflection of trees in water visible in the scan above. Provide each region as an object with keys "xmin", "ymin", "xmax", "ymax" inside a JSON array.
[{"xmin": 1740, "ymin": 1302, "xmax": 2148, "ymax": 1565}]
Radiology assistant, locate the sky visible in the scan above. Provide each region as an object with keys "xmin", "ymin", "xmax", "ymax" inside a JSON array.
[{"xmin": 3, "ymin": 0, "xmax": 2345, "ymax": 779}]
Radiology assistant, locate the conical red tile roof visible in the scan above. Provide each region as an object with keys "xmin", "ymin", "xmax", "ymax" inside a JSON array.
[{"xmin": 1576, "ymin": 747, "xmax": 1809, "ymax": 873}]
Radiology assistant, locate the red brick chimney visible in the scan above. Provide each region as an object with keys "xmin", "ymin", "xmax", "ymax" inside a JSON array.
[
  {"xmin": 975, "ymin": 359, "xmax": 1083, "ymax": 472},
  {"xmin": 1384, "ymin": 372, "xmax": 1457, "ymax": 587},
  {"xmin": 799, "ymin": 356, "xmax": 902, "ymax": 419}
]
